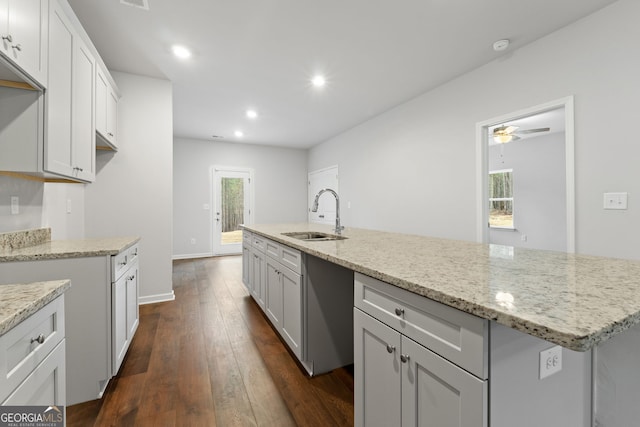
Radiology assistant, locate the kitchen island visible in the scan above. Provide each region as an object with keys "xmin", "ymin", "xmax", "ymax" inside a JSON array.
[{"xmin": 244, "ymin": 223, "xmax": 640, "ymax": 427}]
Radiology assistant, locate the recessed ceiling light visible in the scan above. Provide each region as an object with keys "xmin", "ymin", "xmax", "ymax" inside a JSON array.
[
  {"xmin": 172, "ymin": 45, "xmax": 191, "ymax": 59},
  {"xmin": 234, "ymin": 130, "xmax": 244, "ymax": 138},
  {"xmin": 493, "ymin": 39, "xmax": 510, "ymax": 52},
  {"xmin": 311, "ymin": 75, "xmax": 326, "ymax": 88},
  {"xmin": 246, "ymin": 110, "xmax": 258, "ymax": 119}
]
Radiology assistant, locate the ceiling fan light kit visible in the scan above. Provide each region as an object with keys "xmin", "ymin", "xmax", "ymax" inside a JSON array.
[{"xmin": 492, "ymin": 124, "xmax": 550, "ymax": 143}]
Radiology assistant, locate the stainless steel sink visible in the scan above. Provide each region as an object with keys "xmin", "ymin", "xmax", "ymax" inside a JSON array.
[{"xmin": 281, "ymin": 231, "xmax": 347, "ymax": 241}]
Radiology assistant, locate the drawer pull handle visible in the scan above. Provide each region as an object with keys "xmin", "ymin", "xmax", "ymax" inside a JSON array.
[
  {"xmin": 394, "ymin": 308, "xmax": 404, "ymax": 316},
  {"xmin": 127, "ymin": 275, "xmax": 135, "ymax": 281},
  {"xmin": 400, "ymin": 354, "xmax": 410, "ymax": 363},
  {"xmin": 386, "ymin": 344, "xmax": 395, "ymax": 354},
  {"xmin": 12, "ymin": 43, "xmax": 22, "ymax": 52},
  {"xmin": 2, "ymin": 34, "xmax": 13, "ymax": 43},
  {"xmin": 31, "ymin": 334, "xmax": 45, "ymax": 345}
]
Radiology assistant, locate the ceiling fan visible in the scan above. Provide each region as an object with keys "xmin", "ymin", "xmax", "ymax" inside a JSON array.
[{"xmin": 492, "ymin": 125, "xmax": 550, "ymax": 143}]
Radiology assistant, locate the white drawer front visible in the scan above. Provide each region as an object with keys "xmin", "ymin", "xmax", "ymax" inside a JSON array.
[
  {"xmin": 264, "ymin": 239, "xmax": 301, "ymax": 274},
  {"xmin": 0, "ymin": 295, "xmax": 65, "ymax": 403},
  {"xmin": 243, "ymin": 230, "xmax": 253, "ymax": 244},
  {"xmin": 354, "ymin": 273, "xmax": 487, "ymax": 379},
  {"xmin": 112, "ymin": 244, "xmax": 139, "ymax": 280},
  {"xmin": 253, "ymin": 235, "xmax": 267, "ymax": 253},
  {"xmin": 264, "ymin": 239, "xmax": 279, "ymax": 259},
  {"xmin": 280, "ymin": 245, "xmax": 301, "ymax": 274}
]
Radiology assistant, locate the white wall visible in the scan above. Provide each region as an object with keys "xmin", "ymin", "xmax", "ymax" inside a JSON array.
[
  {"xmin": 0, "ymin": 176, "xmax": 45, "ymax": 233},
  {"xmin": 308, "ymin": 0, "xmax": 640, "ymax": 260},
  {"xmin": 85, "ymin": 72, "xmax": 174, "ymax": 303},
  {"xmin": 173, "ymin": 138, "xmax": 307, "ymax": 258},
  {"xmin": 488, "ymin": 133, "xmax": 566, "ymax": 251}
]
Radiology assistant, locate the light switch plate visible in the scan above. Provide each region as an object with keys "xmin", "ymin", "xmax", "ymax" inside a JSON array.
[{"xmin": 604, "ymin": 192, "xmax": 628, "ymax": 210}]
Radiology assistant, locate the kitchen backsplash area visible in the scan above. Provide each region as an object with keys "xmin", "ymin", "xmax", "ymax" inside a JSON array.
[{"xmin": 0, "ymin": 175, "xmax": 86, "ymax": 240}]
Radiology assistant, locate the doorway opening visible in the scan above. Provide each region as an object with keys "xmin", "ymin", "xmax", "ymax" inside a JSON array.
[
  {"xmin": 476, "ymin": 97, "xmax": 575, "ymax": 252},
  {"xmin": 211, "ymin": 166, "xmax": 253, "ymax": 255}
]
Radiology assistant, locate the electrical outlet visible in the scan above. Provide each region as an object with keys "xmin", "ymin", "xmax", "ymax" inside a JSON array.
[
  {"xmin": 539, "ymin": 345, "xmax": 562, "ymax": 379},
  {"xmin": 190, "ymin": 238, "xmax": 196, "ymax": 245}
]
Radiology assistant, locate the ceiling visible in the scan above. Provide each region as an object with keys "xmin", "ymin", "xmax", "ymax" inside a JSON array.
[{"xmin": 67, "ymin": 0, "xmax": 617, "ymax": 149}]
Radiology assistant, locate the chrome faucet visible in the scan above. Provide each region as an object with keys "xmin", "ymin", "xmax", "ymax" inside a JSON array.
[{"xmin": 311, "ymin": 188, "xmax": 344, "ymax": 235}]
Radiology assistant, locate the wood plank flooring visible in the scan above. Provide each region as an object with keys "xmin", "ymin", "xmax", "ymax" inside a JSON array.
[{"xmin": 66, "ymin": 256, "xmax": 354, "ymax": 426}]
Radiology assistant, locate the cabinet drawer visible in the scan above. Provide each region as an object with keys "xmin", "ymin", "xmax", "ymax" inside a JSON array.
[
  {"xmin": 112, "ymin": 243, "xmax": 139, "ymax": 280},
  {"xmin": 0, "ymin": 295, "xmax": 65, "ymax": 403},
  {"xmin": 265, "ymin": 239, "xmax": 302, "ymax": 274},
  {"xmin": 242, "ymin": 230, "xmax": 253, "ymax": 244},
  {"xmin": 252, "ymin": 235, "xmax": 267, "ymax": 252},
  {"xmin": 354, "ymin": 273, "xmax": 488, "ymax": 379}
]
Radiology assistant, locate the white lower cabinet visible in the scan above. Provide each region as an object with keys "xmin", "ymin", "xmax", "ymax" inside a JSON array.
[
  {"xmin": 354, "ymin": 273, "xmax": 488, "ymax": 427},
  {"xmin": 0, "ymin": 242, "xmax": 140, "ymax": 405},
  {"xmin": 253, "ymin": 237, "xmax": 302, "ymax": 360},
  {"xmin": 112, "ymin": 260, "xmax": 138, "ymax": 374},
  {"xmin": 242, "ymin": 231, "xmax": 354, "ymax": 375},
  {"xmin": 0, "ymin": 295, "xmax": 66, "ymax": 406}
]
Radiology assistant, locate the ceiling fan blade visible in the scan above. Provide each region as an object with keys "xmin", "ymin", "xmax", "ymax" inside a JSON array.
[{"xmin": 517, "ymin": 127, "xmax": 550, "ymax": 134}]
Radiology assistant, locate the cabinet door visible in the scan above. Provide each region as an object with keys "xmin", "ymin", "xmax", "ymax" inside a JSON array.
[
  {"xmin": 126, "ymin": 263, "xmax": 139, "ymax": 343},
  {"xmin": 71, "ymin": 34, "xmax": 95, "ymax": 182},
  {"xmin": 251, "ymin": 249, "xmax": 266, "ymax": 310},
  {"xmin": 3, "ymin": 0, "xmax": 47, "ymax": 86},
  {"xmin": 242, "ymin": 244, "xmax": 251, "ymax": 290},
  {"xmin": 265, "ymin": 257, "xmax": 283, "ymax": 329},
  {"xmin": 2, "ymin": 340, "xmax": 66, "ymax": 406},
  {"xmin": 106, "ymin": 87, "xmax": 117, "ymax": 144},
  {"xmin": 95, "ymin": 67, "xmax": 108, "ymax": 138},
  {"xmin": 354, "ymin": 309, "xmax": 401, "ymax": 427},
  {"xmin": 281, "ymin": 267, "xmax": 302, "ymax": 359},
  {"xmin": 112, "ymin": 272, "xmax": 127, "ymax": 374},
  {"xmin": 401, "ymin": 336, "xmax": 487, "ymax": 427},
  {"xmin": 44, "ymin": 0, "xmax": 73, "ymax": 177}
]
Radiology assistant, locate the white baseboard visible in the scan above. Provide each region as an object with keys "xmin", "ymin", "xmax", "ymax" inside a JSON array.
[
  {"xmin": 139, "ymin": 291, "xmax": 175, "ymax": 305},
  {"xmin": 172, "ymin": 252, "xmax": 213, "ymax": 260}
]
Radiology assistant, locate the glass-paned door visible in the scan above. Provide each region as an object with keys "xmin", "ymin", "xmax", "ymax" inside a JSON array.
[{"xmin": 212, "ymin": 167, "xmax": 252, "ymax": 255}]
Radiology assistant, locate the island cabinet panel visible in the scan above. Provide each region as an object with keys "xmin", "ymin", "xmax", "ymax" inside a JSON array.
[{"xmin": 489, "ymin": 323, "xmax": 591, "ymax": 427}]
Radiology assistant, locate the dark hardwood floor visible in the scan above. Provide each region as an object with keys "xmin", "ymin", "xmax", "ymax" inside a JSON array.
[{"xmin": 67, "ymin": 255, "xmax": 354, "ymax": 426}]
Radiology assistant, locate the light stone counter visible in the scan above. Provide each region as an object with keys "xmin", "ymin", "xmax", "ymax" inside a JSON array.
[
  {"xmin": 0, "ymin": 236, "xmax": 140, "ymax": 262},
  {"xmin": 244, "ymin": 223, "xmax": 640, "ymax": 352},
  {"xmin": 0, "ymin": 280, "xmax": 71, "ymax": 336}
]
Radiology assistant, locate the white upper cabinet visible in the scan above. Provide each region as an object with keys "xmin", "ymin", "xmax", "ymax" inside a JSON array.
[
  {"xmin": 95, "ymin": 66, "xmax": 118, "ymax": 150},
  {"xmin": 44, "ymin": 0, "xmax": 95, "ymax": 182},
  {"xmin": 0, "ymin": 0, "xmax": 48, "ymax": 87}
]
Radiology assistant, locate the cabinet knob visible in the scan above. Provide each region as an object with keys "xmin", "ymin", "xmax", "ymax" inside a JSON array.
[
  {"xmin": 12, "ymin": 43, "xmax": 22, "ymax": 52},
  {"xmin": 127, "ymin": 275, "xmax": 135, "ymax": 281},
  {"xmin": 394, "ymin": 308, "xmax": 404, "ymax": 316},
  {"xmin": 31, "ymin": 334, "xmax": 45, "ymax": 345},
  {"xmin": 2, "ymin": 34, "xmax": 12, "ymax": 43},
  {"xmin": 108, "ymin": 132, "xmax": 114, "ymax": 137},
  {"xmin": 400, "ymin": 354, "xmax": 410, "ymax": 363},
  {"xmin": 386, "ymin": 344, "xmax": 395, "ymax": 354}
]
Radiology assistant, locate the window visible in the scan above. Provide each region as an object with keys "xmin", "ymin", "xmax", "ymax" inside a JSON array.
[{"xmin": 489, "ymin": 169, "xmax": 513, "ymax": 228}]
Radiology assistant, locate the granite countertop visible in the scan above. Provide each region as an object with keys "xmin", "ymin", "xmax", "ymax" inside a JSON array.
[
  {"xmin": 0, "ymin": 280, "xmax": 71, "ymax": 336},
  {"xmin": 244, "ymin": 223, "xmax": 640, "ymax": 352},
  {"xmin": 0, "ymin": 230, "xmax": 140, "ymax": 262}
]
